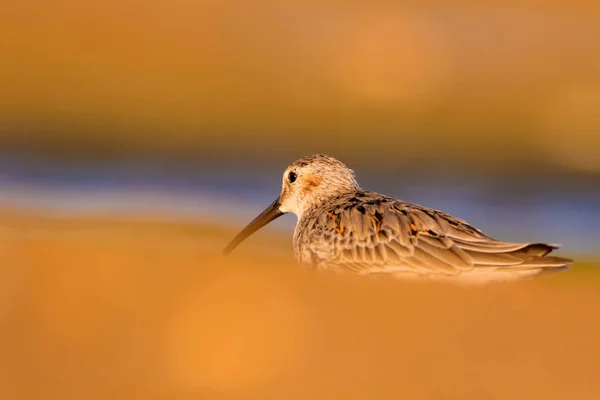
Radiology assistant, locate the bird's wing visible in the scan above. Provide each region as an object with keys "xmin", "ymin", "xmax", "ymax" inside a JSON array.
[{"xmin": 308, "ymin": 193, "xmax": 570, "ymax": 276}]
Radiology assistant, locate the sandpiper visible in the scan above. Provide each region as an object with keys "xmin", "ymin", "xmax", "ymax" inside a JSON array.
[{"xmin": 224, "ymin": 154, "xmax": 571, "ymax": 282}]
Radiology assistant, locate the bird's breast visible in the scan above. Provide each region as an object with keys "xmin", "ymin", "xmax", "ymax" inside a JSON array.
[{"xmin": 293, "ymin": 213, "xmax": 337, "ymax": 268}]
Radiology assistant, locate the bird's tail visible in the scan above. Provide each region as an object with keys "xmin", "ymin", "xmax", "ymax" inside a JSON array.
[{"xmin": 490, "ymin": 243, "xmax": 572, "ymax": 281}]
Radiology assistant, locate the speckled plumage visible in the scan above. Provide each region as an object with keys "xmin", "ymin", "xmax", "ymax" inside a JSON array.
[{"xmin": 224, "ymin": 154, "xmax": 571, "ymax": 283}]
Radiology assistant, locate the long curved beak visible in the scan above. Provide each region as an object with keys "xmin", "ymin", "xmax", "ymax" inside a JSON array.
[{"xmin": 223, "ymin": 197, "xmax": 284, "ymax": 255}]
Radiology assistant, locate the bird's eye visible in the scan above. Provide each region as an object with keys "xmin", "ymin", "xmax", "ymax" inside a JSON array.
[{"xmin": 288, "ymin": 172, "xmax": 297, "ymax": 183}]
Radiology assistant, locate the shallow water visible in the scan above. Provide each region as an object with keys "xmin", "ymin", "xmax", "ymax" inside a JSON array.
[{"xmin": 1, "ymin": 155, "xmax": 599, "ymax": 257}]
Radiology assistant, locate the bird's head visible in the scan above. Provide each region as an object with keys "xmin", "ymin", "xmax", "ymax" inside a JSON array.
[{"xmin": 223, "ymin": 154, "xmax": 359, "ymax": 255}]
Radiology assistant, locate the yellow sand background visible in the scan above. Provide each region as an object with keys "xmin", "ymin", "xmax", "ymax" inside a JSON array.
[{"xmin": 1, "ymin": 209, "xmax": 599, "ymax": 399}]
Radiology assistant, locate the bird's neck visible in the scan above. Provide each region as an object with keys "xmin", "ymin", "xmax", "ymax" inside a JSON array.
[{"xmin": 297, "ymin": 189, "xmax": 358, "ymax": 220}]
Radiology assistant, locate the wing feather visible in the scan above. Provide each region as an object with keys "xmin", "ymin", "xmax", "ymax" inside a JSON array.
[{"xmin": 300, "ymin": 192, "xmax": 571, "ymax": 278}]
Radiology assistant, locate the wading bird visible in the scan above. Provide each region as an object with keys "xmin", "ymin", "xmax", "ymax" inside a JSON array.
[{"xmin": 224, "ymin": 154, "xmax": 571, "ymax": 283}]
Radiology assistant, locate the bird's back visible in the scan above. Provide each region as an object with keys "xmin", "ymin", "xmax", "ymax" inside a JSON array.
[{"xmin": 293, "ymin": 191, "xmax": 571, "ymax": 283}]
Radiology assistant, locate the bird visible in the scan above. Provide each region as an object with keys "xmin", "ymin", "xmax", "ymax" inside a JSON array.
[{"xmin": 223, "ymin": 154, "xmax": 571, "ymax": 283}]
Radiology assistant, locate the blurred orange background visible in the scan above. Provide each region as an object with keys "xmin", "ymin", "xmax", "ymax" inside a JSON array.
[
  {"xmin": 2, "ymin": 211, "xmax": 600, "ymax": 400},
  {"xmin": 1, "ymin": 2, "xmax": 600, "ymax": 399},
  {"xmin": 2, "ymin": 1, "xmax": 600, "ymax": 169}
]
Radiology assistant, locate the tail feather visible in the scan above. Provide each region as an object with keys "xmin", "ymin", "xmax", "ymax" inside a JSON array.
[
  {"xmin": 509, "ymin": 243, "xmax": 572, "ymax": 269},
  {"xmin": 511, "ymin": 242, "xmax": 560, "ymax": 257},
  {"xmin": 505, "ymin": 256, "xmax": 573, "ymax": 270},
  {"xmin": 496, "ymin": 243, "xmax": 572, "ymax": 278},
  {"xmin": 460, "ymin": 242, "xmax": 572, "ymax": 281}
]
